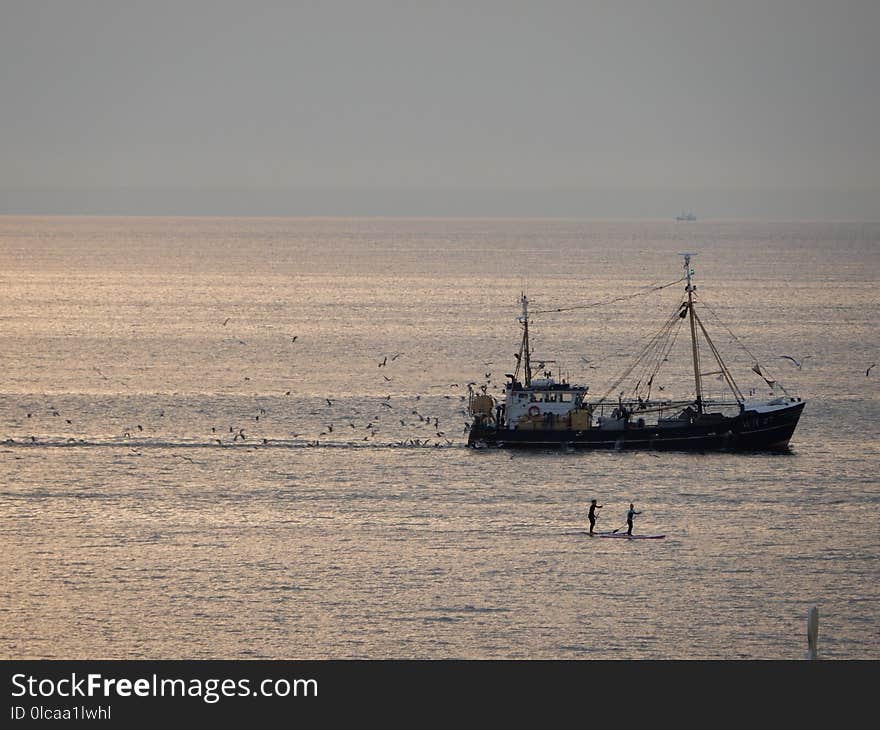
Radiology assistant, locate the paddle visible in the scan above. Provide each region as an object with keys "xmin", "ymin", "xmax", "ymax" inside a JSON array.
[{"xmin": 612, "ymin": 508, "xmax": 644, "ymax": 533}]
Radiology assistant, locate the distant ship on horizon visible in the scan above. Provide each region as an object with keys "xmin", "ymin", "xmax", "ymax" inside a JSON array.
[{"xmin": 676, "ymin": 211, "xmax": 697, "ymax": 221}]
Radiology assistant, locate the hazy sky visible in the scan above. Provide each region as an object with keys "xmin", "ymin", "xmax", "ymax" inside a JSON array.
[{"xmin": 1, "ymin": 0, "xmax": 878, "ymax": 217}]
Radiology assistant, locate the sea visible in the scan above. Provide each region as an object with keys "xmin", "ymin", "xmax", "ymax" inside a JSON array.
[{"xmin": 1, "ymin": 216, "xmax": 877, "ymax": 659}]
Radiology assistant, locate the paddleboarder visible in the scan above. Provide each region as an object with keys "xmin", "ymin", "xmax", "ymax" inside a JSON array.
[
  {"xmin": 588, "ymin": 499, "xmax": 603, "ymax": 535},
  {"xmin": 625, "ymin": 503, "xmax": 641, "ymax": 536}
]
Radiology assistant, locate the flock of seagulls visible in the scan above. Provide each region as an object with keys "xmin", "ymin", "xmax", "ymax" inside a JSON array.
[
  {"xmin": 777, "ymin": 355, "xmax": 875, "ymax": 377},
  {"xmin": 4, "ymin": 314, "xmax": 875, "ymax": 450},
  {"xmin": 4, "ymin": 322, "xmax": 480, "ymax": 450},
  {"xmin": 777, "ymin": 353, "xmax": 877, "ymax": 377}
]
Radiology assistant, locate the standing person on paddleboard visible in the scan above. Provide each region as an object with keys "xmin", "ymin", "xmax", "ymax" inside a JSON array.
[
  {"xmin": 588, "ymin": 499, "xmax": 603, "ymax": 535},
  {"xmin": 625, "ymin": 503, "xmax": 642, "ymax": 536}
]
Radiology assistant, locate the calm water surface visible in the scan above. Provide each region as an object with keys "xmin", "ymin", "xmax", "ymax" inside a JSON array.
[{"xmin": 1, "ymin": 216, "xmax": 878, "ymax": 658}]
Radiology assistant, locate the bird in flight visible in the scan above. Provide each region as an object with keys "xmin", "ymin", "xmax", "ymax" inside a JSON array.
[
  {"xmin": 779, "ymin": 355, "xmax": 811, "ymax": 369},
  {"xmin": 326, "ymin": 398, "xmax": 332, "ymax": 406},
  {"xmin": 379, "ymin": 356, "xmax": 387, "ymax": 367},
  {"xmin": 383, "ymin": 375, "xmax": 392, "ymax": 382},
  {"xmin": 867, "ymin": 364, "xmax": 877, "ymax": 377},
  {"xmin": 222, "ymin": 318, "xmax": 230, "ymax": 326},
  {"xmin": 291, "ymin": 335, "xmax": 298, "ymax": 342}
]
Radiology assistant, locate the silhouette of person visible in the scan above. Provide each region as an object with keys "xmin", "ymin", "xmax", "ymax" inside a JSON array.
[
  {"xmin": 588, "ymin": 499, "xmax": 603, "ymax": 535},
  {"xmin": 626, "ymin": 503, "xmax": 642, "ymax": 536}
]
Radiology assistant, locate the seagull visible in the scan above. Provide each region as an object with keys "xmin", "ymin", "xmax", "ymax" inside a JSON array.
[
  {"xmin": 383, "ymin": 376, "xmax": 392, "ymax": 382},
  {"xmin": 291, "ymin": 336, "xmax": 298, "ymax": 343},
  {"xmin": 326, "ymin": 398, "xmax": 332, "ymax": 406},
  {"xmin": 391, "ymin": 353, "xmax": 401, "ymax": 361},
  {"xmin": 222, "ymin": 318, "xmax": 230, "ymax": 326},
  {"xmin": 868, "ymin": 364, "xmax": 877, "ymax": 377},
  {"xmin": 779, "ymin": 355, "xmax": 811, "ymax": 369},
  {"xmin": 378, "ymin": 356, "xmax": 387, "ymax": 368}
]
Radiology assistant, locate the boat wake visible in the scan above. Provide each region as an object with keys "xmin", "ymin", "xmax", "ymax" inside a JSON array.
[{"xmin": 1, "ymin": 437, "xmax": 465, "ymax": 450}]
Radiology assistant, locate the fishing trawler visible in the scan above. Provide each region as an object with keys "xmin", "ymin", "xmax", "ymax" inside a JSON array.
[
  {"xmin": 467, "ymin": 254, "xmax": 805, "ymax": 450},
  {"xmin": 676, "ymin": 211, "xmax": 697, "ymax": 221}
]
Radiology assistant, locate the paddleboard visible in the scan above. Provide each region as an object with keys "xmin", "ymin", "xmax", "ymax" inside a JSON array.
[
  {"xmin": 566, "ymin": 530, "xmax": 616, "ymax": 536},
  {"xmin": 599, "ymin": 533, "xmax": 665, "ymax": 540}
]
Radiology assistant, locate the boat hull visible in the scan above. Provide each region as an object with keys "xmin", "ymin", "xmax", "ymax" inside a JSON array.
[{"xmin": 467, "ymin": 402, "xmax": 805, "ymax": 452}]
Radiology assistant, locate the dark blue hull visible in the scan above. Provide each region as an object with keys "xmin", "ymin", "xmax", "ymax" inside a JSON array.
[{"xmin": 467, "ymin": 402, "xmax": 805, "ymax": 452}]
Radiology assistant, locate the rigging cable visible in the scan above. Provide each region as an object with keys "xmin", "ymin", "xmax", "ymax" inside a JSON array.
[
  {"xmin": 595, "ymin": 302, "xmax": 685, "ymax": 404},
  {"xmin": 530, "ymin": 275, "xmax": 686, "ymax": 315},
  {"xmin": 696, "ymin": 294, "xmax": 789, "ymax": 395}
]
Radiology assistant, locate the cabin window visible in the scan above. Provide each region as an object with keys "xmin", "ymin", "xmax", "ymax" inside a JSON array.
[
  {"xmin": 546, "ymin": 393, "xmax": 556, "ymax": 402},
  {"xmin": 529, "ymin": 394, "xmax": 544, "ymax": 402},
  {"xmin": 561, "ymin": 393, "xmax": 572, "ymax": 402}
]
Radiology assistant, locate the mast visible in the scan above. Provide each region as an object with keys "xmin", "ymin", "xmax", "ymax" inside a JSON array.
[
  {"xmin": 681, "ymin": 253, "xmax": 703, "ymax": 413},
  {"xmin": 519, "ymin": 293, "xmax": 532, "ymax": 387}
]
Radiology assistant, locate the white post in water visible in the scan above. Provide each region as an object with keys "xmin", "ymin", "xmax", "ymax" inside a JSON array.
[{"xmin": 807, "ymin": 605, "xmax": 819, "ymax": 659}]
